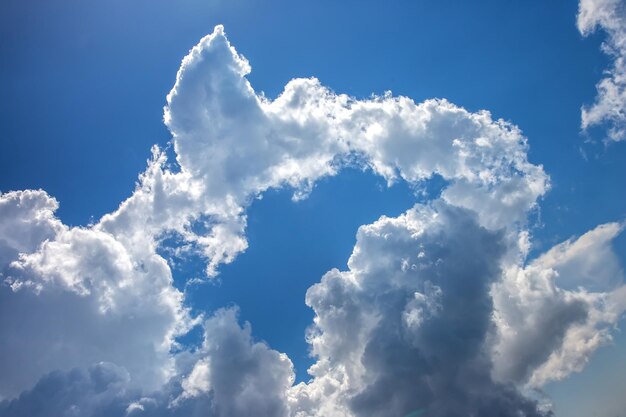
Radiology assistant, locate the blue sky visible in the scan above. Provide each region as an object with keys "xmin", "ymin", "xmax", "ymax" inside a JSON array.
[{"xmin": 1, "ymin": 1, "xmax": 626, "ymax": 416}]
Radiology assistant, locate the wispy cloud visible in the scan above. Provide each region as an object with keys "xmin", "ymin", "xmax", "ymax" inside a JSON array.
[{"xmin": 579, "ymin": 0, "xmax": 626, "ymax": 141}]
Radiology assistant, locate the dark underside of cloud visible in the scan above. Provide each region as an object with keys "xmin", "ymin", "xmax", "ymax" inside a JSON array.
[{"xmin": 0, "ymin": 362, "xmax": 214, "ymax": 417}]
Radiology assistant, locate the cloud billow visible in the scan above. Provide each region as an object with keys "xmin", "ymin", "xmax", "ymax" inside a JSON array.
[{"xmin": 295, "ymin": 203, "xmax": 550, "ymax": 417}]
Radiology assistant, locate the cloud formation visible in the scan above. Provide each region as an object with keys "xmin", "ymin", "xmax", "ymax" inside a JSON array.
[
  {"xmin": 1, "ymin": 24, "xmax": 625, "ymax": 417},
  {"xmin": 492, "ymin": 222, "xmax": 626, "ymax": 387},
  {"xmin": 578, "ymin": 0, "xmax": 626, "ymax": 141},
  {"xmin": 0, "ymin": 189, "xmax": 195, "ymax": 398},
  {"xmin": 290, "ymin": 203, "xmax": 551, "ymax": 417}
]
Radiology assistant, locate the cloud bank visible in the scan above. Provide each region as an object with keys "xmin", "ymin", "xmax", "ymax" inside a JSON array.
[{"xmin": 1, "ymin": 24, "xmax": 625, "ymax": 417}]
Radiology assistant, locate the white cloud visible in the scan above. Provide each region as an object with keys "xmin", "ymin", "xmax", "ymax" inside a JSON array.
[
  {"xmin": 0, "ymin": 310, "xmax": 294, "ymax": 417},
  {"xmin": 176, "ymin": 308, "xmax": 294, "ymax": 417},
  {"xmin": 0, "ymin": 190, "xmax": 196, "ymax": 398},
  {"xmin": 533, "ymin": 222, "xmax": 624, "ymax": 292},
  {"xmin": 0, "ymin": 190, "xmax": 64, "ymax": 273},
  {"xmin": 289, "ymin": 202, "xmax": 550, "ymax": 417},
  {"xmin": 578, "ymin": 0, "xmax": 626, "ymax": 141},
  {"xmin": 0, "ymin": 23, "xmax": 624, "ymax": 417},
  {"xmin": 161, "ymin": 25, "xmax": 549, "ymax": 271},
  {"xmin": 492, "ymin": 223, "xmax": 626, "ymax": 387},
  {"xmin": 180, "ymin": 358, "xmax": 212, "ymax": 399}
]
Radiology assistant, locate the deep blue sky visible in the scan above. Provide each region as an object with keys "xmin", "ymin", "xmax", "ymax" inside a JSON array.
[{"xmin": 2, "ymin": 0, "xmax": 625, "ymax": 412}]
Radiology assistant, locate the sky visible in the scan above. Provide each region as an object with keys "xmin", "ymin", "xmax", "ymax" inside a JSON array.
[{"xmin": 1, "ymin": 0, "xmax": 626, "ymax": 416}]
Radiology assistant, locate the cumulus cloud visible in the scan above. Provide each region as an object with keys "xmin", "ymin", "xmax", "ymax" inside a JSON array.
[
  {"xmin": 0, "ymin": 309, "xmax": 294, "ymax": 417},
  {"xmin": 176, "ymin": 308, "xmax": 294, "ymax": 417},
  {"xmin": 578, "ymin": 0, "xmax": 626, "ymax": 141},
  {"xmin": 1, "ymin": 23, "xmax": 624, "ymax": 417},
  {"xmin": 492, "ymin": 223, "xmax": 626, "ymax": 387},
  {"xmin": 492, "ymin": 222, "xmax": 626, "ymax": 386},
  {"xmin": 289, "ymin": 202, "xmax": 551, "ymax": 417},
  {"xmin": 162, "ymin": 24, "xmax": 548, "ymax": 266},
  {"xmin": 0, "ymin": 189, "xmax": 195, "ymax": 399},
  {"xmin": 0, "ymin": 190, "xmax": 64, "ymax": 270},
  {"xmin": 288, "ymin": 210, "xmax": 625, "ymax": 417}
]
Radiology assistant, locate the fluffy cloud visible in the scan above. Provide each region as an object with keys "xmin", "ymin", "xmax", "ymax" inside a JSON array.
[
  {"xmin": 0, "ymin": 190, "xmax": 195, "ymax": 399},
  {"xmin": 492, "ymin": 223, "xmax": 626, "ymax": 387},
  {"xmin": 162, "ymin": 24, "xmax": 548, "ymax": 271},
  {"xmin": 1, "ymin": 23, "xmax": 624, "ymax": 417},
  {"xmin": 578, "ymin": 0, "xmax": 626, "ymax": 141},
  {"xmin": 288, "ymin": 208, "xmax": 625, "ymax": 417},
  {"xmin": 289, "ymin": 202, "xmax": 551, "ymax": 417},
  {"xmin": 0, "ymin": 25, "xmax": 546, "ymax": 403},
  {"xmin": 176, "ymin": 308, "xmax": 294, "ymax": 417},
  {"xmin": 0, "ymin": 309, "xmax": 294, "ymax": 417},
  {"xmin": 0, "ymin": 190, "xmax": 64, "ymax": 270}
]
